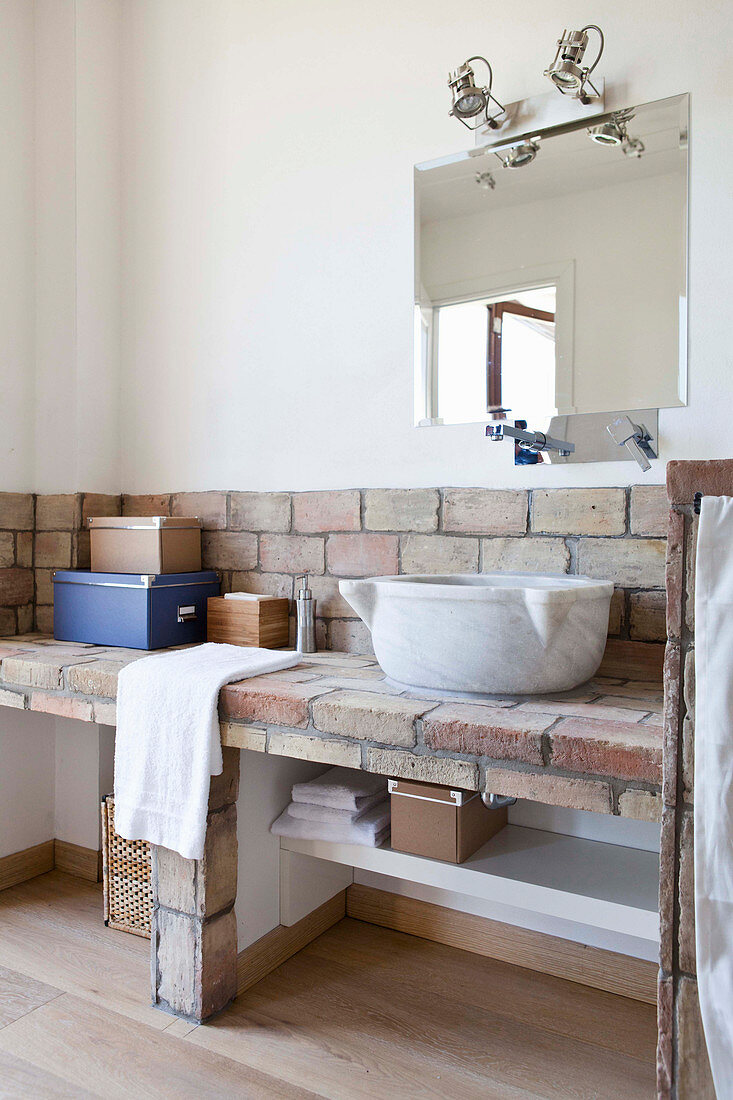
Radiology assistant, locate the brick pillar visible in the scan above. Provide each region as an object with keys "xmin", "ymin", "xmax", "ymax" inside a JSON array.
[
  {"xmin": 150, "ymin": 746, "xmax": 240, "ymax": 1021},
  {"xmin": 657, "ymin": 461, "xmax": 733, "ymax": 1098}
]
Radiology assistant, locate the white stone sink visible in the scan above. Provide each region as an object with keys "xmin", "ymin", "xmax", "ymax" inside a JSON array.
[{"xmin": 339, "ymin": 573, "xmax": 614, "ymax": 696}]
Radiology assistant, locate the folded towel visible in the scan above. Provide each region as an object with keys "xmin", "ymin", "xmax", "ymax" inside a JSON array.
[
  {"xmin": 291, "ymin": 766, "xmax": 387, "ymax": 811},
  {"xmin": 224, "ymin": 592, "xmax": 279, "ymax": 601},
  {"xmin": 289, "ymin": 798, "xmax": 382, "ymax": 824},
  {"xmin": 271, "ymin": 799, "xmax": 391, "ymax": 847},
  {"xmin": 114, "ymin": 643, "xmax": 300, "ymax": 860}
]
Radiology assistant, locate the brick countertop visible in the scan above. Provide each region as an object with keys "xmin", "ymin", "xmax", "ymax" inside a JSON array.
[{"xmin": 0, "ymin": 635, "xmax": 663, "ymax": 821}]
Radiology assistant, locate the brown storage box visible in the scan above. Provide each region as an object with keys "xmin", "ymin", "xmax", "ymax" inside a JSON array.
[
  {"xmin": 388, "ymin": 778, "xmax": 507, "ymax": 864},
  {"xmin": 207, "ymin": 595, "xmax": 290, "ymax": 648},
  {"xmin": 89, "ymin": 516, "xmax": 202, "ymax": 574}
]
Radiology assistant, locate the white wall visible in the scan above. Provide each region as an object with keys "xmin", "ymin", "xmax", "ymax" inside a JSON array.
[
  {"xmin": 0, "ymin": 711, "xmax": 113, "ymax": 859},
  {"xmin": 0, "ymin": 2, "xmax": 35, "ymax": 490},
  {"xmin": 0, "ymin": 711, "xmax": 55, "ymax": 858},
  {"xmin": 235, "ymin": 751, "xmax": 329, "ymax": 947},
  {"xmin": 0, "ymin": 0, "xmax": 122, "ymax": 495},
  {"xmin": 54, "ymin": 719, "xmax": 115, "ymax": 850},
  {"xmin": 116, "ymin": 0, "xmax": 733, "ymax": 492},
  {"xmin": 4, "ymin": 0, "xmax": 733, "ymax": 493}
]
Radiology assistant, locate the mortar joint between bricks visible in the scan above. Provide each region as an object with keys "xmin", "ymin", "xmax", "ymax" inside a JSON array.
[
  {"xmin": 609, "ymin": 778, "xmax": 624, "ymax": 815},
  {"xmin": 565, "ymin": 536, "xmax": 578, "ymax": 574},
  {"xmin": 624, "ymin": 485, "xmax": 631, "ymax": 534}
]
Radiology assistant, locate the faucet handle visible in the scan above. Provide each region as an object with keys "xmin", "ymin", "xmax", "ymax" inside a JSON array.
[{"xmin": 606, "ymin": 415, "xmax": 657, "ymax": 472}]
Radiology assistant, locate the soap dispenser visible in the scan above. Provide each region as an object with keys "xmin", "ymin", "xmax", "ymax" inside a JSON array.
[{"xmin": 296, "ymin": 574, "xmax": 317, "ymax": 653}]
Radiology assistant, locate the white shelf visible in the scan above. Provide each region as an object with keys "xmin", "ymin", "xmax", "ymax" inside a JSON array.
[{"xmin": 280, "ymin": 825, "xmax": 659, "ymax": 942}]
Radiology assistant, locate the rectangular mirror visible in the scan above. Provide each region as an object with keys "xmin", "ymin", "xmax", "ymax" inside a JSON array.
[{"xmin": 415, "ymin": 93, "xmax": 688, "ymax": 427}]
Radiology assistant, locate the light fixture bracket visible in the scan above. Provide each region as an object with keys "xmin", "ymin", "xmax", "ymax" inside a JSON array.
[{"xmin": 471, "ymin": 82, "xmax": 605, "ymax": 148}]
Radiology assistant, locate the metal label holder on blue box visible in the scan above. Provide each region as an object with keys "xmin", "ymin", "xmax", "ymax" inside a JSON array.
[{"xmin": 52, "ymin": 570, "xmax": 220, "ymax": 650}]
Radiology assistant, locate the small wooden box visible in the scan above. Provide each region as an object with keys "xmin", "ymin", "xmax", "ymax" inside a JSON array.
[
  {"xmin": 388, "ymin": 778, "xmax": 507, "ymax": 864},
  {"xmin": 207, "ymin": 595, "xmax": 290, "ymax": 648}
]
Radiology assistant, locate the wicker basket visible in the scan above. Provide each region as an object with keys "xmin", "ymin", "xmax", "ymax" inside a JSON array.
[{"xmin": 101, "ymin": 796, "xmax": 152, "ymax": 938}]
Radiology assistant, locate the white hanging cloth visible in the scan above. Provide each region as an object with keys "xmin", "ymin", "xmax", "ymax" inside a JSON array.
[{"xmin": 695, "ymin": 494, "xmax": 733, "ymax": 1095}]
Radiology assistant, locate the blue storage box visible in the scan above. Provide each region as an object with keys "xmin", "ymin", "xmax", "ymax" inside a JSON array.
[{"xmin": 53, "ymin": 570, "xmax": 220, "ymax": 650}]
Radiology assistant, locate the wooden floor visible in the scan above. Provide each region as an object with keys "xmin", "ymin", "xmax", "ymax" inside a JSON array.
[{"xmin": 0, "ymin": 872, "xmax": 657, "ymax": 1099}]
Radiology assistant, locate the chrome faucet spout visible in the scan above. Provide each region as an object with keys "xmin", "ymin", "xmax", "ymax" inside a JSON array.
[{"xmin": 486, "ymin": 420, "xmax": 575, "ymax": 457}]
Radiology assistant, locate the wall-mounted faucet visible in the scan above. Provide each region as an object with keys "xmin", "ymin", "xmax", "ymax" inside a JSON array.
[
  {"xmin": 606, "ymin": 415, "xmax": 657, "ymax": 471},
  {"xmin": 486, "ymin": 419, "xmax": 575, "ymax": 458}
]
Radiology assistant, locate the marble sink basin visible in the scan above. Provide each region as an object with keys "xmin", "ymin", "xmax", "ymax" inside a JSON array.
[{"xmin": 339, "ymin": 573, "xmax": 614, "ymax": 696}]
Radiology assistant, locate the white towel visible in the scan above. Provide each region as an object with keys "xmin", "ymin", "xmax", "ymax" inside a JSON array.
[
  {"xmin": 291, "ymin": 766, "xmax": 387, "ymax": 811},
  {"xmin": 114, "ymin": 643, "xmax": 300, "ymax": 860},
  {"xmin": 694, "ymin": 496, "xmax": 733, "ymax": 1092},
  {"xmin": 271, "ymin": 799, "xmax": 391, "ymax": 847},
  {"xmin": 289, "ymin": 798, "xmax": 382, "ymax": 824}
]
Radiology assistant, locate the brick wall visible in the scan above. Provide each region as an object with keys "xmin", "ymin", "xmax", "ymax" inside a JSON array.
[
  {"xmin": 1, "ymin": 486, "xmax": 668, "ymax": 646},
  {"xmin": 0, "ymin": 494, "xmax": 35, "ymax": 635},
  {"xmin": 0, "ymin": 492, "xmax": 122, "ymax": 636},
  {"xmin": 657, "ymin": 461, "xmax": 721, "ymax": 1099},
  {"xmin": 32, "ymin": 493, "xmax": 122, "ymax": 634},
  {"xmin": 124, "ymin": 486, "xmax": 668, "ymax": 653}
]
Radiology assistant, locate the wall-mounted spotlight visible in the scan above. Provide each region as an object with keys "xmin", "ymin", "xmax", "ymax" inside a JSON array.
[
  {"xmin": 588, "ymin": 110, "xmax": 645, "ymax": 158},
  {"xmin": 622, "ymin": 136, "xmax": 645, "ymax": 158},
  {"xmin": 544, "ymin": 25, "xmax": 604, "ymax": 102},
  {"xmin": 475, "ymin": 171, "xmax": 496, "ymax": 191},
  {"xmin": 588, "ymin": 108, "xmax": 633, "ymax": 146},
  {"xmin": 588, "ymin": 119, "xmax": 625, "ymax": 146},
  {"xmin": 497, "ymin": 140, "xmax": 539, "ymax": 169},
  {"xmin": 448, "ymin": 56, "xmax": 505, "ymax": 131}
]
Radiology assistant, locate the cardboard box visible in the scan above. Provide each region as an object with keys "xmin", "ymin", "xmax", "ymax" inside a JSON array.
[
  {"xmin": 88, "ymin": 516, "xmax": 202, "ymax": 574},
  {"xmin": 388, "ymin": 778, "xmax": 507, "ymax": 864},
  {"xmin": 207, "ymin": 595, "xmax": 290, "ymax": 648}
]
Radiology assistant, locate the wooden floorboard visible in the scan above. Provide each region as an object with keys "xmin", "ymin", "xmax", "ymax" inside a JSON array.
[
  {"xmin": 0, "ymin": 1047, "xmax": 96, "ymax": 1099},
  {"xmin": 0, "ymin": 994, "xmax": 319, "ymax": 1100},
  {"xmin": 211, "ymin": 926, "xmax": 655, "ymax": 1100},
  {"xmin": 0, "ymin": 963, "xmax": 61, "ymax": 1029},
  {"xmin": 0, "ymin": 871, "xmax": 657, "ymax": 1100},
  {"xmin": 0, "ymin": 872, "xmax": 163, "ymax": 1030},
  {"xmin": 312, "ymin": 916, "xmax": 658, "ymax": 1064}
]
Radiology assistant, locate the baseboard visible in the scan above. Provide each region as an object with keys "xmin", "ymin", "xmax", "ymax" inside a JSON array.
[
  {"xmin": 236, "ymin": 890, "xmax": 346, "ymax": 996},
  {"xmin": 54, "ymin": 839, "xmax": 103, "ymax": 883},
  {"xmin": 346, "ymin": 884, "xmax": 658, "ymax": 1005},
  {"xmin": 0, "ymin": 839, "xmax": 102, "ymax": 892},
  {"xmin": 0, "ymin": 840, "xmax": 55, "ymax": 892}
]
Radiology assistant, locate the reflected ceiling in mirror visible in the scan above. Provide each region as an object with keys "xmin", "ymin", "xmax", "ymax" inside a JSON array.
[{"xmin": 414, "ymin": 94, "xmax": 688, "ymax": 427}]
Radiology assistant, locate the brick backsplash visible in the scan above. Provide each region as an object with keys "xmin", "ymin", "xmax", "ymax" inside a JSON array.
[
  {"xmin": 0, "ymin": 494, "xmax": 36, "ymax": 635},
  {"xmin": 196, "ymin": 485, "xmax": 668, "ymax": 654},
  {"xmin": 0, "ymin": 486, "xmax": 668, "ymax": 645}
]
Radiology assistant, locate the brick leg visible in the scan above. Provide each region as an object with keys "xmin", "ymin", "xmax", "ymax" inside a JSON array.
[{"xmin": 150, "ymin": 747, "xmax": 240, "ymax": 1021}]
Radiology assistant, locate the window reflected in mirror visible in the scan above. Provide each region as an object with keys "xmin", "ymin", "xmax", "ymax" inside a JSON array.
[{"xmin": 435, "ymin": 286, "xmax": 556, "ymax": 425}]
